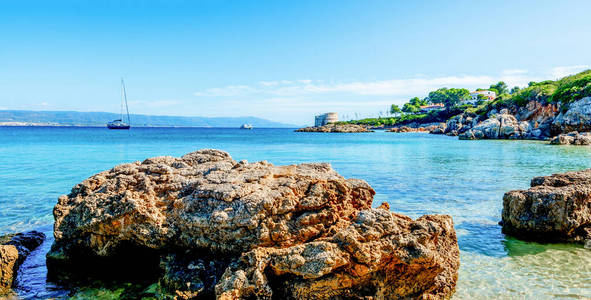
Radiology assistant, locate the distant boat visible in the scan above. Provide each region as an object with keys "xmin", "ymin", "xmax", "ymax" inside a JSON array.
[
  {"xmin": 107, "ymin": 78, "xmax": 131, "ymax": 130},
  {"xmin": 240, "ymin": 124, "xmax": 253, "ymax": 130}
]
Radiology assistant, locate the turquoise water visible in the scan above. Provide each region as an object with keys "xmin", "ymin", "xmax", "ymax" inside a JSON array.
[{"xmin": 1, "ymin": 127, "xmax": 591, "ymax": 299}]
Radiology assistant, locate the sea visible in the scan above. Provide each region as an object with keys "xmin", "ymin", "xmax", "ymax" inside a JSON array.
[{"xmin": 1, "ymin": 126, "xmax": 590, "ymax": 299}]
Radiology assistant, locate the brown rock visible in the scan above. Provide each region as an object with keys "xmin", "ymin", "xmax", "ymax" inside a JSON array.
[
  {"xmin": 0, "ymin": 245, "xmax": 18, "ymax": 296},
  {"xmin": 216, "ymin": 211, "xmax": 459, "ymax": 300},
  {"xmin": 549, "ymin": 131, "xmax": 591, "ymax": 145},
  {"xmin": 0, "ymin": 231, "xmax": 45, "ymax": 295},
  {"xmin": 295, "ymin": 124, "xmax": 373, "ymax": 133},
  {"xmin": 502, "ymin": 169, "xmax": 591, "ymax": 242},
  {"xmin": 387, "ymin": 123, "xmax": 444, "ymax": 133},
  {"xmin": 48, "ymin": 149, "xmax": 459, "ymax": 299}
]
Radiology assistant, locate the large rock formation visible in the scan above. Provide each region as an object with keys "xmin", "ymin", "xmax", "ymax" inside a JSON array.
[
  {"xmin": 552, "ymin": 97, "xmax": 591, "ymax": 134},
  {"xmin": 515, "ymin": 100, "xmax": 558, "ymax": 138},
  {"xmin": 502, "ymin": 169, "xmax": 591, "ymax": 243},
  {"xmin": 443, "ymin": 113, "xmax": 478, "ymax": 136},
  {"xmin": 459, "ymin": 109, "xmax": 531, "ymax": 140},
  {"xmin": 295, "ymin": 124, "xmax": 373, "ymax": 133},
  {"xmin": 0, "ymin": 231, "xmax": 45, "ymax": 295},
  {"xmin": 549, "ymin": 131, "xmax": 591, "ymax": 145},
  {"xmin": 48, "ymin": 149, "xmax": 460, "ymax": 299}
]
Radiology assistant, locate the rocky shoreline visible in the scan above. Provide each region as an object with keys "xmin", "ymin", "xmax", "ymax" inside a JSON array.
[
  {"xmin": 386, "ymin": 122, "xmax": 444, "ymax": 133},
  {"xmin": 2, "ymin": 149, "xmax": 591, "ymax": 298},
  {"xmin": 305, "ymin": 97, "xmax": 591, "ymax": 146},
  {"xmin": 439, "ymin": 97, "xmax": 591, "ymax": 143},
  {"xmin": 295, "ymin": 123, "xmax": 373, "ymax": 132},
  {"xmin": 44, "ymin": 149, "xmax": 459, "ymax": 299}
]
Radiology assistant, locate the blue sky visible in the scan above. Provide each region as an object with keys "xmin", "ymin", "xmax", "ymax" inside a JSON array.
[{"xmin": 1, "ymin": 0, "xmax": 590, "ymax": 125}]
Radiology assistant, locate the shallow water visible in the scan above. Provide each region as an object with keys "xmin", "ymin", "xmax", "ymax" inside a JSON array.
[{"xmin": 1, "ymin": 127, "xmax": 590, "ymax": 299}]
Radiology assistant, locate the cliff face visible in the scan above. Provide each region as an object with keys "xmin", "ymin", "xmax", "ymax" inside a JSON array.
[
  {"xmin": 445, "ymin": 99, "xmax": 584, "ymax": 140},
  {"xmin": 48, "ymin": 149, "xmax": 460, "ymax": 299},
  {"xmin": 552, "ymin": 97, "xmax": 591, "ymax": 134}
]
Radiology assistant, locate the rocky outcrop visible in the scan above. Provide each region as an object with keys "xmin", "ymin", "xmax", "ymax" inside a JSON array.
[
  {"xmin": 429, "ymin": 123, "xmax": 447, "ymax": 134},
  {"xmin": 549, "ymin": 131, "xmax": 591, "ymax": 145},
  {"xmin": 459, "ymin": 109, "xmax": 532, "ymax": 140},
  {"xmin": 501, "ymin": 169, "xmax": 591, "ymax": 243},
  {"xmin": 552, "ymin": 97, "xmax": 591, "ymax": 134},
  {"xmin": 515, "ymin": 101, "xmax": 558, "ymax": 138},
  {"xmin": 0, "ymin": 231, "xmax": 45, "ymax": 295},
  {"xmin": 387, "ymin": 122, "xmax": 444, "ymax": 133},
  {"xmin": 48, "ymin": 149, "xmax": 460, "ymax": 299},
  {"xmin": 295, "ymin": 124, "xmax": 373, "ymax": 133},
  {"xmin": 444, "ymin": 113, "xmax": 478, "ymax": 136}
]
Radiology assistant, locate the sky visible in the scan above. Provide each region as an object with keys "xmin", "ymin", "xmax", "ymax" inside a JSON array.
[{"xmin": 0, "ymin": 0, "xmax": 590, "ymax": 125}]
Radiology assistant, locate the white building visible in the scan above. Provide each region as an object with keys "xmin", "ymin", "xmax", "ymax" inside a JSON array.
[{"xmin": 464, "ymin": 90, "xmax": 496, "ymax": 105}]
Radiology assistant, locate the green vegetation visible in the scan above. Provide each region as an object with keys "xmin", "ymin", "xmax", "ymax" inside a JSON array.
[
  {"xmin": 551, "ymin": 70, "xmax": 591, "ymax": 104},
  {"xmin": 390, "ymin": 104, "xmax": 401, "ymax": 115},
  {"xmin": 489, "ymin": 81, "xmax": 508, "ymax": 95},
  {"xmin": 401, "ymin": 97, "xmax": 428, "ymax": 113},
  {"xmin": 345, "ymin": 69, "xmax": 591, "ymax": 128},
  {"xmin": 427, "ymin": 88, "xmax": 470, "ymax": 107}
]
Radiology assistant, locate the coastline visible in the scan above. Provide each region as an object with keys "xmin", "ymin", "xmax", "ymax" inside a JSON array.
[{"xmin": 1, "ymin": 127, "xmax": 591, "ymax": 298}]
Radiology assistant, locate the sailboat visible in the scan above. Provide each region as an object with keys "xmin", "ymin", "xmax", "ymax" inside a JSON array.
[{"xmin": 107, "ymin": 78, "xmax": 131, "ymax": 129}]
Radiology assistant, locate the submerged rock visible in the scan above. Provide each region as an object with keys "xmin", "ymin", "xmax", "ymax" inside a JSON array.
[
  {"xmin": 295, "ymin": 124, "xmax": 373, "ymax": 133},
  {"xmin": 0, "ymin": 231, "xmax": 45, "ymax": 295},
  {"xmin": 502, "ymin": 169, "xmax": 591, "ymax": 243},
  {"xmin": 549, "ymin": 131, "xmax": 591, "ymax": 145},
  {"xmin": 48, "ymin": 149, "xmax": 459, "ymax": 299}
]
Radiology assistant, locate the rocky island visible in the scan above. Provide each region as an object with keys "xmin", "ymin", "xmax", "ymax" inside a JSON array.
[
  {"xmin": 47, "ymin": 149, "xmax": 459, "ymax": 299},
  {"xmin": 502, "ymin": 169, "xmax": 591, "ymax": 244},
  {"xmin": 295, "ymin": 123, "xmax": 373, "ymax": 133}
]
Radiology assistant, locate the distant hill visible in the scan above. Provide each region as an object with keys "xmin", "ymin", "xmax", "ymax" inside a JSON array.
[{"xmin": 0, "ymin": 110, "xmax": 298, "ymax": 128}]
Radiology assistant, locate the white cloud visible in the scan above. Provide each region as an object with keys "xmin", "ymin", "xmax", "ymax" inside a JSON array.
[
  {"xmin": 501, "ymin": 69, "xmax": 528, "ymax": 75},
  {"xmin": 551, "ymin": 65, "xmax": 589, "ymax": 79},
  {"xmin": 195, "ymin": 75, "xmax": 497, "ymax": 98},
  {"xmin": 195, "ymin": 66, "xmax": 591, "ymax": 101},
  {"xmin": 187, "ymin": 65, "xmax": 590, "ymax": 124}
]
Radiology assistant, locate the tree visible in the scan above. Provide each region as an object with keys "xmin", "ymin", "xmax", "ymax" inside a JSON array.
[
  {"xmin": 428, "ymin": 88, "xmax": 470, "ymax": 108},
  {"xmin": 477, "ymin": 94, "xmax": 488, "ymax": 100},
  {"xmin": 490, "ymin": 81, "xmax": 508, "ymax": 95},
  {"xmin": 408, "ymin": 97, "xmax": 428, "ymax": 107},
  {"xmin": 390, "ymin": 104, "xmax": 401, "ymax": 115},
  {"xmin": 510, "ymin": 86, "xmax": 521, "ymax": 94},
  {"xmin": 402, "ymin": 102, "xmax": 419, "ymax": 114}
]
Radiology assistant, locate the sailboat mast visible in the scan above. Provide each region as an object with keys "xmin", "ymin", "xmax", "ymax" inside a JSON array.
[
  {"xmin": 122, "ymin": 78, "xmax": 130, "ymax": 125},
  {"xmin": 120, "ymin": 79, "xmax": 124, "ymax": 121}
]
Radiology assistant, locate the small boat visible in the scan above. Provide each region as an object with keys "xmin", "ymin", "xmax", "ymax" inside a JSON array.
[
  {"xmin": 107, "ymin": 78, "xmax": 131, "ymax": 130},
  {"xmin": 240, "ymin": 124, "xmax": 253, "ymax": 130}
]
